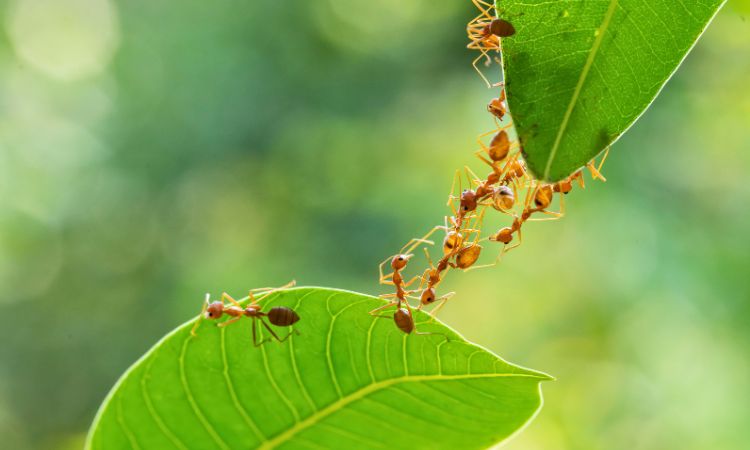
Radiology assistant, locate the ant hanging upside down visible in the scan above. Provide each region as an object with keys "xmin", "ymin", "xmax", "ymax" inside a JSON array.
[{"xmin": 191, "ymin": 281, "xmax": 299, "ymax": 346}]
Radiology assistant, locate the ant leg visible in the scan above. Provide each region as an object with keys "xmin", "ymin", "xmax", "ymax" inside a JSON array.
[
  {"xmin": 414, "ymin": 330, "xmax": 450, "ymax": 342},
  {"xmin": 474, "ymin": 150, "xmax": 498, "ymax": 170},
  {"xmin": 468, "ymin": 245, "xmax": 504, "ymax": 271},
  {"xmin": 402, "ymin": 226, "xmax": 449, "ymax": 260},
  {"xmin": 400, "ymin": 234, "xmax": 436, "ymax": 255},
  {"xmin": 370, "ymin": 314, "xmax": 394, "ymax": 320},
  {"xmin": 527, "ymin": 213, "xmax": 562, "ymax": 222},
  {"xmin": 423, "ymin": 247, "xmax": 436, "ymax": 270},
  {"xmin": 378, "ymin": 253, "xmax": 399, "ymax": 285},
  {"xmin": 221, "ymin": 292, "xmax": 242, "ymax": 308},
  {"xmin": 256, "ymin": 318, "xmax": 283, "ymax": 345},
  {"xmin": 272, "ymin": 328, "xmax": 297, "ymax": 344},
  {"xmin": 402, "ymin": 275, "xmax": 423, "ymax": 288},
  {"xmin": 447, "ymin": 169, "xmax": 459, "ymax": 207},
  {"xmin": 559, "ymin": 191, "xmax": 566, "ymax": 216},
  {"xmin": 190, "ymin": 293, "xmax": 211, "ymax": 337},
  {"xmin": 591, "ymin": 147, "xmax": 610, "ymax": 181},
  {"xmin": 587, "ymin": 162, "xmax": 606, "ymax": 182},
  {"xmin": 505, "ymin": 227, "xmax": 523, "ymax": 253},
  {"xmin": 424, "ymin": 292, "xmax": 456, "ymax": 322},
  {"xmin": 253, "ymin": 281, "xmax": 296, "ymax": 304},
  {"xmin": 244, "ymin": 280, "xmax": 297, "ymax": 305},
  {"xmin": 369, "ymin": 301, "xmax": 399, "ymax": 315},
  {"xmin": 587, "ymin": 148, "xmax": 609, "ymax": 182},
  {"xmin": 447, "ymin": 170, "xmax": 462, "ymax": 216},
  {"xmin": 471, "ymin": 0, "xmax": 495, "ymax": 18},
  {"xmin": 217, "ymin": 316, "xmax": 242, "ymax": 328},
  {"xmin": 464, "ymin": 165, "xmax": 484, "ymax": 187},
  {"xmin": 471, "ymin": 51, "xmax": 493, "ymax": 89},
  {"xmin": 476, "ymin": 123, "xmax": 513, "ymax": 149}
]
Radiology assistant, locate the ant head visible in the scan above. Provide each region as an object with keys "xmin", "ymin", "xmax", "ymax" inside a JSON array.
[
  {"xmin": 421, "ymin": 288, "xmax": 436, "ymax": 305},
  {"xmin": 558, "ymin": 179, "xmax": 573, "ymax": 194},
  {"xmin": 443, "ymin": 231, "xmax": 463, "ymax": 255},
  {"xmin": 391, "ymin": 254, "xmax": 412, "ymax": 271},
  {"xmin": 205, "ymin": 301, "xmax": 224, "ymax": 320},
  {"xmin": 460, "ymin": 189, "xmax": 478, "ymax": 212},
  {"xmin": 487, "ymin": 97, "xmax": 507, "ymax": 120}
]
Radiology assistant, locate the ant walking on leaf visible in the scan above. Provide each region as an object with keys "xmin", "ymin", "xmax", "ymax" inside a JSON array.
[
  {"xmin": 467, "ymin": 0, "xmax": 516, "ymax": 87},
  {"xmin": 191, "ymin": 281, "xmax": 299, "ymax": 346}
]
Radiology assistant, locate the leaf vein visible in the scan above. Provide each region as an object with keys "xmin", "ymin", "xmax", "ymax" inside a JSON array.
[
  {"xmin": 543, "ymin": 0, "xmax": 620, "ymax": 179},
  {"xmin": 179, "ymin": 336, "xmax": 230, "ymax": 450},
  {"xmin": 257, "ymin": 372, "xmax": 546, "ymax": 449}
]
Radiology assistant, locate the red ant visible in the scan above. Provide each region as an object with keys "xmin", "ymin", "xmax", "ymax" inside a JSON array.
[
  {"xmin": 467, "ymin": 1, "xmax": 516, "ymax": 87},
  {"xmin": 191, "ymin": 281, "xmax": 299, "ymax": 346}
]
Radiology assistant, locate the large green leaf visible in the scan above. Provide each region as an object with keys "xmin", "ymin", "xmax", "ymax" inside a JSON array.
[
  {"xmin": 498, "ymin": 0, "xmax": 725, "ymax": 181},
  {"xmin": 86, "ymin": 287, "xmax": 551, "ymax": 449}
]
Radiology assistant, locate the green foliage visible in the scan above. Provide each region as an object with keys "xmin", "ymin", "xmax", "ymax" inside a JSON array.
[
  {"xmin": 498, "ymin": 0, "xmax": 726, "ymax": 181},
  {"xmin": 86, "ymin": 288, "xmax": 551, "ymax": 449}
]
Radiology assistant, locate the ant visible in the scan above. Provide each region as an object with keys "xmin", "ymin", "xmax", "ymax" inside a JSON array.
[
  {"xmin": 467, "ymin": 1, "xmax": 517, "ymax": 87},
  {"xmin": 370, "ymin": 297, "xmax": 450, "ymax": 340},
  {"xmin": 377, "ymin": 234, "xmax": 435, "ymax": 305},
  {"xmin": 191, "ymin": 281, "xmax": 299, "ymax": 346},
  {"xmin": 410, "ymin": 207, "xmax": 486, "ymax": 318},
  {"xmin": 476, "ymin": 124, "xmax": 516, "ymax": 167},
  {"xmin": 488, "ymin": 184, "xmax": 559, "ymax": 255}
]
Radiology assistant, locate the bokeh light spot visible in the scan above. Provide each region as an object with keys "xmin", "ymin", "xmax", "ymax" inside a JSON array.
[{"xmin": 6, "ymin": 0, "xmax": 120, "ymax": 81}]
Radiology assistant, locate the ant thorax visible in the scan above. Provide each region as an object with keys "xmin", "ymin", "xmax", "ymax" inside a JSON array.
[
  {"xmin": 244, "ymin": 304, "xmax": 263, "ymax": 317},
  {"xmin": 224, "ymin": 305, "xmax": 245, "ymax": 317}
]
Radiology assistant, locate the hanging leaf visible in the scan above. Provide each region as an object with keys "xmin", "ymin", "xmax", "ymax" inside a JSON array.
[{"xmin": 498, "ymin": 0, "xmax": 726, "ymax": 181}]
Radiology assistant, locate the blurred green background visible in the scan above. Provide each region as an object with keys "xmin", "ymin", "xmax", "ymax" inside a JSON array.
[{"xmin": 1, "ymin": 0, "xmax": 749, "ymax": 449}]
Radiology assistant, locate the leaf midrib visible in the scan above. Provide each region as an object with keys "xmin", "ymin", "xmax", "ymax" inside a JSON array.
[
  {"xmin": 543, "ymin": 0, "xmax": 620, "ymax": 179},
  {"xmin": 258, "ymin": 372, "xmax": 547, "ymax": 450}
]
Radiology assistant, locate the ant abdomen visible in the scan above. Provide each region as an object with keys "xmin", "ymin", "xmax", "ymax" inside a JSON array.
[
  {"xmin": 455, "ymin": 244, "xmax": 482, "ymax": 269},
  {"xmin": 489, "ymin": 130, "xmax": 510, "ymax": 161},
  {"xmin": 534, "ymin": 185, "xmax": 554, "ymax": 209},
  {"xmin": 492, "ymin": 185, "xmax": 515, "ymax": 211},
  {"xmin": 443, "ymin": 231, "xmax": 463, "ymax": 255},
  {"xmin": 267, "ymin": 306, "xmax": 300, "ymax": 327},
  {"xmin": 489, "ymin": 18, "xmax": 516, "ymax": 38},
  {"xmin": 394, "ymin": 308, "xmax": 415, "ymax": 334}
]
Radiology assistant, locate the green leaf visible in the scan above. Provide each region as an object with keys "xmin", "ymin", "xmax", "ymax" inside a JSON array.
[
  {"xmin": 498, "ymin": 0, "xmax": 726, "ymax": 181},
  {"xmin": 86, "ymin": 287, "xmax": 551, "ymax": 450}
]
